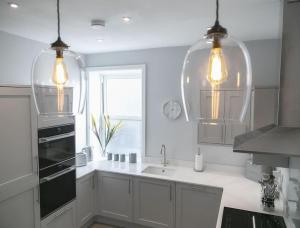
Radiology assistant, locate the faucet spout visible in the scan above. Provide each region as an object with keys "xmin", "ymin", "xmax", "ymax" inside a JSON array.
[{"xmin": 160, "ymin": 144, "xmax": 168, "ymax": 167}]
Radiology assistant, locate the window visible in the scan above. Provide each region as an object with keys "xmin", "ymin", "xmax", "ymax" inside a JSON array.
[{"xmin": 87, "ymin": 66, "xmax": 145, "ymax": 160}]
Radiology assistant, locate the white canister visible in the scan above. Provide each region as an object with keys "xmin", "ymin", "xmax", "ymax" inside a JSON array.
[
  {"xmin": 82, "ymin": 146, "xmax": 93, "ymax": 162},
  {"xmin": 76, "ymin": 152, "xmax": 87, "ymax": 167},
  {"xmin": 194, "ymin": 149, "xmax": 204, "ymax": 172}
]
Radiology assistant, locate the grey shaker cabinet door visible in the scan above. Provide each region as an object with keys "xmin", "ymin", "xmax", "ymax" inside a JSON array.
[
  {"xmin": 134, "ymin": 177, "xmax": 175, "ymax": 228},
  {"xmin": 97, "ymin": 172, "xmax": 133, "ymax": 222},
  {"xmin": 198, "ymin": 122, "xmax": 225, "ymax": 144},
  {"xmin": 198, "ymin": 90, "xmax": 252, "ymax": 145},
  {"xmin": 0, "ymin": 187, "xmax": 40, "ymax": 228},
  {"xmin": 224, "ymin": 90, "xmax": 250, "ymax": 144},
  {"xmin": 175, "ymin": 183, "xmax": 222, "ymax": 228},
  {"xmin": 76, "ymin": 173, "xmax": 96, "ymax": 227},
  {"xmin": 200, "ymin": 90, "xmax": 225, "ymax": 121},
  {"xmin": 224, "ymin": 90, "xmax": 245, "ymax": 121},
  {"xmin": 0, "ymin": 87, "xmax": 40, "ymax": 228},
  {"xmin": 0, "ymin": 87, "xmax": 39, "ymax": 202},
  {"xmin": 224, "ymin": 123, "xmax": 248, "ymax": 145}
]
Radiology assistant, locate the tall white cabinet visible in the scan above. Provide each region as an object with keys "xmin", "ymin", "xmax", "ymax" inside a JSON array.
[{"xmin": 0, "ymin": 86, "xmax": 40, "ymax": 228}]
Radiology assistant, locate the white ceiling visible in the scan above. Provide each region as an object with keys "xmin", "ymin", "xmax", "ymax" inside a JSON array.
[{"xmin": 0, "ymin": 0, "xmax": 282, "ymax": 54}]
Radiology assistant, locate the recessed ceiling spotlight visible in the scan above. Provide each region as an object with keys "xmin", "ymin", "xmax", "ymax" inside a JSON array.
[
  {"xmin": 96, "ymin": 38, "xmax": 104, "ymax": 43},
  {"xmin": 91, "ymin": 19, "xmax": 105, "ymax": 30},
  {"xmin": 9, "ymin": 2, "xmax": 19, "ymax": 8},
  {"xmin": 122, "ymin": 16, "xmax": 131, "ymax": 23}
]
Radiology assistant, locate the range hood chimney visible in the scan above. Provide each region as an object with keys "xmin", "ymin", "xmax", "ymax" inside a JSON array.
[{"xmin": 233, "ymin": 0, "xmax": 300, "ymax": 157}]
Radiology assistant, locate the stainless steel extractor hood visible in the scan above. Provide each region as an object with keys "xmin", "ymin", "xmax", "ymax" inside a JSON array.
[{"xmin": 233, "ymin": 0, "xmax": 300, "ymax": 157}]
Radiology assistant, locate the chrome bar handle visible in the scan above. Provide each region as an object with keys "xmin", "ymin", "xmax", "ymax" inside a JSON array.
[
  {"xmin": 40, "ymin": 166, "xmax": 75, "ymax": 183},
  {"xmin": 38, "ymin": 131, "xmax": 75, "ymax": 144},
  {"xmin": 128, "ymin": 179, "xmax": 131, "ymax": 194},
  {"xmin": 169, "ymin": 185, "xmax": 172, "ymax": 201},
  {"xmin": 37, "ymin": 186, "xmax": 40, "ymax": 204},
  {"xmin": 92, "ymin": 174, "xmax": 95, "ymax": 189},
  {"xmin": 35, "ymin": 156, "xmax": 39, "ymax": 176},
  {"xmin": 252, "ymin": 216, "xmax": 256, "ymax": 228}
]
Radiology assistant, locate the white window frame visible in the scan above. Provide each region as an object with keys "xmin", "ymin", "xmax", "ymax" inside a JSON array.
[{"xmin": 86, "ymin": 65, "xmax": 146, "ymax": 158}]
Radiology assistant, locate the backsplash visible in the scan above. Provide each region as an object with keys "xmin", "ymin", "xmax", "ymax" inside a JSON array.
[
  {"xmin": 277, "ymin": 157, "xmax": 300, "ymax": 221},
  {"xmin": 287, "ymin": 158, "xmax": 300, "ymax": 219}
]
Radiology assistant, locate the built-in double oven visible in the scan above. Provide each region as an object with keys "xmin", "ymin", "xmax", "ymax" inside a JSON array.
[{"xmin": 38, "ymin": 123, "xmax": 76, "ymax": 219}]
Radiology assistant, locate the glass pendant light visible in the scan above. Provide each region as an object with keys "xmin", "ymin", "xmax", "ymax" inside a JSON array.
[
  {"xmin": 32, "ymin": 0, "xmax": 86, "ymax": 116},
  {"xmin": 181, "ymin": 0, "xmax": 252, "ymax": 123}
]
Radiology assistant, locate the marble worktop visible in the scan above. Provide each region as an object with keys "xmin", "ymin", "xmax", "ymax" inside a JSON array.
[{"xmin": 77, "ymin": 160, "xmax": 289, "ymax": 228}]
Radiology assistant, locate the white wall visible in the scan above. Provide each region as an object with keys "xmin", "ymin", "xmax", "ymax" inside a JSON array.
[
  {"xmin": 0, "ymin": 31, "xmax": 47, "ymax": 85},
  {"xmin": 246, "ymin": 39, "xmax": 281, "ymax": 87},
  {"xmin": 86, "ymin": 39, "xmax": 281, "ymax": 167}
]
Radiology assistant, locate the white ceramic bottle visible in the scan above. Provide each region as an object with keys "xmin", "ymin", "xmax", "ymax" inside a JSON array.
[{"xmin": 194, "ymin": 148, "xmax": 204, "ymax": 172}]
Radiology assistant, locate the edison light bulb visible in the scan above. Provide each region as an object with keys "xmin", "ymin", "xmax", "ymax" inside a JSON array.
[
  {"xmin": 52, "ymin": 57, "xmax": 69, "ymax": 112},
  {"xmin": 207, "ymin": 46, "xmax": 228, "ymax": 85},
  {"xmin": 207, "ymin": 42, "xmax": 228, "ymax": 120}
]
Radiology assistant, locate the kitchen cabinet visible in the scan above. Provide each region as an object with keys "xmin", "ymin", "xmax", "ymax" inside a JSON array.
[
  {"xmin": 198, "ymin": 87, "xmax": 278, "ymax": 145},
  {"xmin": 35, "ymin": 85, "xmax": 73, "ymax": 114},
  {"xmin": 41, "ymin": 201, "xmax": 76, "ymax": 228},
  {"xmin": 97, "ymin": 172, "xmax": 133, "ymax": 222},
  {"xmin": 200, "ymin": 90, "xmax": 225, "ymax": 121},
  {"xmin": 198, "ymin": 122, "xmax": 225, "ymax": 144},
  {"xmin": 223, "ymin": 90, "xmax": 250, "ymax": 144},
  {"xmin": 250, "ymin": 88, "xmax": 278, "ymax": 130},
  {"xmin": 76, "ymin": 173, "xmax": 96, "ymax": 228},
  {"xmin": 175, "ymin": 183, "xmax": 222, "ymax": 228},
  {"xmin": 0, "ymin": 86, "xmax": 40, "ymax": 228},
  {"xmin": 224, "ymin": 122, "xmax": 248, "ymax": 145},
  {"xmin": 0, "ymin": 187, "xmax": 40, "ymax": 228},
  {"xmin": 134, "ymin": 177, "xmax": 175, "ymax": 228}
]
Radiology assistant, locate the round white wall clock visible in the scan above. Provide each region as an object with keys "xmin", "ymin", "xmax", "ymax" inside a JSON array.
[{"xmin": 162, "ymin": 100, "xmax": 182, "ymax": 120}]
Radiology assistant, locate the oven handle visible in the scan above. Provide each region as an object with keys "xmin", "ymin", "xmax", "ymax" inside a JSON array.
[
  {"xmin": 40, "ymin": 166, "xmax": 76, "ymax": 183},
  {"xmin": 38, "ymin": 131, "xmax": 75, "ymax": 144}
]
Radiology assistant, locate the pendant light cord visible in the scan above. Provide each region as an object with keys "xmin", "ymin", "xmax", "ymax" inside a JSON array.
[
  {"xmin": 51, "ymin": 0, "xmax": 68, "ymax": 52},
  {"xmin": 57, "ymin": 0, "xmax": 61, "ymax": 38},
  {"xmin": 216, "ymin": 0, "xmax": 219, "ymax": 23}
]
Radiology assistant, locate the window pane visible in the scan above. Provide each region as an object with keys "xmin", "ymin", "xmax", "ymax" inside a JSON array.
[
  {"xmin": 107, "ymin": 119, "xmax": 142, "ymax": 154},
  {"xmin": 105, "ymin": 78, "xmax": 142, "ymax": 117},
  {"xmin": 89, "ymin": 73, "xmax": 102, "ymax": 118},
  {"xmin": 88, "ymin": 68, "xmax": 144, "ymax": 160}
]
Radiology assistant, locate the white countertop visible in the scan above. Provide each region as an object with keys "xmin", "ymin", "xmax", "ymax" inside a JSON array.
[{"xmin": 77, "ymin": 160, "xmax": 288, "ymax": 228}]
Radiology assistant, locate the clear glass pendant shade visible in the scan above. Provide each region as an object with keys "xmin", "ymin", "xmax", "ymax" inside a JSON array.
[
  {"xmin": 32, "ymin": 48, "xmax": 86, "ymax": 116},
  {"xmin": 181, "ymin": 36, "xmax": 252, "ymax": 123}
]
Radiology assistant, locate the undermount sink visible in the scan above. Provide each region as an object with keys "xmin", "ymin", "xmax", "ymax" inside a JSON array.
[{"xmin": 142, "ymin": 166, "xmax": 176, "ymax": 177}]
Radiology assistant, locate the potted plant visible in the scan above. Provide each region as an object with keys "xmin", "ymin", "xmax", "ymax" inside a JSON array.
[{"xmin": 91, "ymin": 114, "xmax": 122, "ymax": 157}]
